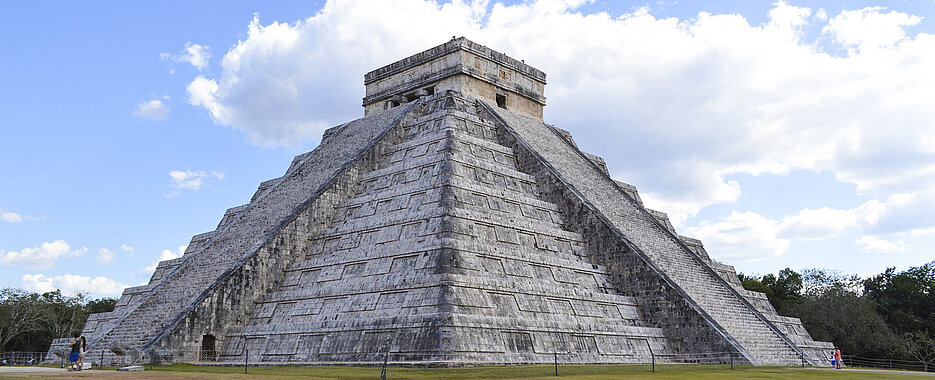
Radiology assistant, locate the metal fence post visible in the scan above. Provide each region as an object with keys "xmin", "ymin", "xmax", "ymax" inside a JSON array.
[
  {"xmin": 554, "ymin": 352, "xmax": 558, "ymax": 376},
  {"xmin": 150, "ymin": 348, "xmax": 155, "ymax": 370},
  {"xmin": 244, "ymin": 349, "xmax": 248, "ymax": 374},
  {"xmin": 381, "ymin": 351, "xmax": 388, "ymax": 380},
  {"xmin": 801, "ymin": 352, "xmax": 805, "ymax": 367},
  {"xmin": 730, "ymin": 351, "xmax": 734, "ymax": 370},
  {"xmin": 100, "ymin": 350, "xmax": 104, "ymax": 369},
  {"xmin": 645, "ymin": 340, "xmax": 654, "ymax": 373}
]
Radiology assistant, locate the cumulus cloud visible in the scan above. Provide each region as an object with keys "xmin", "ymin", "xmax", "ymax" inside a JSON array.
[
  {"xmin": 163, "ymin": 42, "xmax": 211, "ymax": 71},
  {"xmin": 0, "ymin": 207, "xmax": 39, "ymax": 223},
  {"xmin": 1, "ymin": 207, "xmax": 23, "ymax": 223},
  {"xmin": 142, "ymin": 245, "xmax": 187, "ymax": 274},
  {"xmin": 777, "ymin": 207, "xmax": 856, "ymax": 240},
  {"xmin": 186, "ymin": 2, "xmax": 489, "ymax": 147},
  {"xmin": 684, "ymin": 187, "xmax": 935, "ymax": 261},
  {"xmin": 166, "ymin": 170, "xmax": 225, "ymax": 197},
  {"xmin": 0, "ymin": 240, "xmax": 87, "ymax": 269},
  {"xmin": 181, "ymin": 1, "xmax": 935, "ymax": 230},
  {"xmin": 120, "ymin": 244, "xmax": 134, "ymax": 252},
  {"xmin": 684, "ymin": 211, "xmax": 790, "ymax": 262},
  {"xmin": 823, "ymin": 7, "xmax": 922, "ymax": 49},
  {"xmin": 133, "ymin": 97, "xmax": 170, "ymax": 120},
  {"xmin": 96, "ymin": 248, "xmax": 115, "ymax": 264},
  {"xmin": 21, "ymin": 273, "xmax": 130, "ymax": 297},
  {"xmin": 855, "ymin": 235, "xmax": 906, "ymax": 253}
]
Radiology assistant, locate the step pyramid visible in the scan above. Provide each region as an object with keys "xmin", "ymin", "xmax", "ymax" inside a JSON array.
[{"xmin": 75, "ymin": 37, "xmax": 832, "ymax": 366}]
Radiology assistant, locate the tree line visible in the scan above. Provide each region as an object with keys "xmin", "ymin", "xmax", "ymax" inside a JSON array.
[
  {"xmin": 739, "ymin": 262, "xmax": 934, "ymax": 365},
  {"xmin": 0, "ymin": 288, "xmax": 115, "ymax": 352}
]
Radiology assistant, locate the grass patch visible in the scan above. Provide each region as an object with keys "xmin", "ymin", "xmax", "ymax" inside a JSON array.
[
  {"xmin": 136, "ymin": 363, "xmax": 931, "ymax": 379},
  {"xmin": 3, "ymin": 363, "xmax": 930, "ymax": 379}
]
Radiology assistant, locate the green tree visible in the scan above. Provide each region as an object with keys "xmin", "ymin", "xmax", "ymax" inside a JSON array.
[
  {"xmin": 0, "ymin": 288, "xmax": 119, "ymax": 352},
  {"xmin": 86, "ymin": 298, "xmax": 117, "ymax": 314},
  {"xmin": 864, "ymin": 262, "xmax": 935, "ymax": 337},
  {"xmin": 760, "ymin": 268, "xmax": 803, "ymax": 315},
  {"xmin": 739, "ymin": 275, "xmax": 773, "ymax": 299},
  {"xmin": 0, "ymin": 288, "xmax": 44, "ymax": 351},
  {"xmin": 36, "ymin": 290, "xmax": 88, "ymax": 350},
  {"xmin": 788, "ymin": 269, "xmax": 904, "ymax": 358},
  {"xmin": 903, "ymin": 331, "xmax": 935, "ymax": 371}
]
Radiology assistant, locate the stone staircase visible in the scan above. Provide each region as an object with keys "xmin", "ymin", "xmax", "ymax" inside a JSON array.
[
  {"xmin": 87, "ymin": 104, "xmax": 416, "ymax": 359},
  {"xmin": 485, "ymin": 101, "xmax": 812, "ymax": 365},
  {"xmin": 217, "ymin": 92, "xmax": 674, "ymax": 364}
]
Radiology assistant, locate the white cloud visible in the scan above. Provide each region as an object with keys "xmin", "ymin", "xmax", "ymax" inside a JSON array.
[
  {"xmin": 0, "ymin": 240, "xmax": 87, "ymax": 269},
  {"xmin": 1, "ymin": 208, "xmax": 23, "ymax": 223},
  {"xmin": 0, "ymin": 207, "xmax": 38, "ymax": 223},
  {"xmin": 96, "ymin": 248, "xmax": 115, "ymax": 264},
  {"xmin": 142, "ymin": 245, "xmax": 187, "ymax": 274},
  {"xmin": 186, "ymin": 2, "xmax": 488, "ymax": 147},
  {"xmin": 850, "ymin": 190, "xmax": 935, "ymax": 234},
  {"xmin": 823, "ymin": 7, "xmax": 922, "ymax": 49},
  {"xmin": 166, "ymin": 170, "xmax": 225, "ymax": 197},
  {"xmin": 684, "ymin": 211, "xmax": 790, "ymax": 262},
  {"xmin": 778, "ymin": 207, "xmax": 855, "ymax": 240},
  {"xmin": 855, "ymin": 235, "xmax": 905, "ymax": 253},
  {"xmin": 640, "ymin": 170, "xmax": 741, "ymax": 227},
  {"xmin": 682, "ymin": 186, "xmax": 935, "ymax": 261},
  {"xmin": 133, "ymin": 98, "xmax": 170, "ymax": 120},
  {"xmin": 21, "ymin": 273, "xmax": 130, "ymax": 297},
  {"xmin": 119, "ymin": 244, "xmax": 134, "ymax": 252},
  {"xmin": 776, "ymin": 189, "xmax": 935, "ymax": 238},
  {"xmin": 181, "ymin": 1, "xmax": 935, "ymax": 229},
  {"xmin": 164, "ymin": 42, "xmax": 211, "ymax": 71}
]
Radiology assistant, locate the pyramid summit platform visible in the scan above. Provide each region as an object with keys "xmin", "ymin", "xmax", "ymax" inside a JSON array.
[{"xmin": 67, "ymin": 37, "xmax": 832, "ymax": 366}]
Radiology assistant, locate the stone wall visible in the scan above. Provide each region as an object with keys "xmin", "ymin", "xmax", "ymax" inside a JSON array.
[
  {"xmin": 481, "ymin": 99, "xmax": 816, "ymax": 365},
  {"xmin": 363, "ymin": 37, "xmax": 545, "ymax": 120},
  {"xmin": 81, "ymin": 102, "xmax": 417, "ymax": 365},
  {"xmin": 485, "ymin": 103, "xmax": 749, "ymax": 363},
  {"xmin": 198, "ymin": 92, "xmax": 674, "ymax": 364}
]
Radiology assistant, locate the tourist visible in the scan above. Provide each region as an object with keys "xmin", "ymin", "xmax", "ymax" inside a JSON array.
[
  {"xmin": 834, "ymin": 348, "xmax": 842, "ymax": 369},
  {"xmin": 67, "ymin": 334, "xmax": 81, "ymax": 371},
  {"xmin": 78, "ymin": 336, "xmax": 87, "ymax": 370}
]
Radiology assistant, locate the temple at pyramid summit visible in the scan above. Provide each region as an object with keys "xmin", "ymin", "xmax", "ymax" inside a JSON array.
[{"xmin": 56, "ymin": 37, "xmax": 833, "ymax": 366}]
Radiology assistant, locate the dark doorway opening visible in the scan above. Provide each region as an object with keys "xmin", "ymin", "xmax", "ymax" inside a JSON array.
[
  {"xmin": 496, "ymin": 93, "xmax": 507, "ymax": 109},
  {"xmin": 200, "ymin": 334, "xmax": 217, "ymax": 361}
]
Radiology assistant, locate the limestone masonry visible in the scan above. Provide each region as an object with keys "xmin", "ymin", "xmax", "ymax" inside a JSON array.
[{"xmin": 60, "ymin": 37, "xmax": 832, "ymax": 366}]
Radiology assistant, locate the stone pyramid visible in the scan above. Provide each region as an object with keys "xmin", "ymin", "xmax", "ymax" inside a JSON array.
[{"xmin": 77, "ymin": 38, "xmax": 832, "ymax": 366}]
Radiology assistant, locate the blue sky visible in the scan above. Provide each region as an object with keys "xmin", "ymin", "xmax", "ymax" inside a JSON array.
[{"xmin": 2, "ymin": 0, "xmax": 933, "ymax": 297}]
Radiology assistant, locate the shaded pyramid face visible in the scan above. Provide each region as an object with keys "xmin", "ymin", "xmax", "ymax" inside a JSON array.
[
  {"xmin": 74, "ymin": 38, "xmax": 833, "ymax": 367},
  {"xmin": 219, "ymin": 93, "xmax": 671, "ymax": 363}
]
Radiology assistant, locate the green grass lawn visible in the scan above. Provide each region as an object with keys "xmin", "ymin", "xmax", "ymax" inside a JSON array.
[
  {"xmin": 135, "ymin": 363, "xmax": 933, "ymax": 379},
  {"xmin": 6, "ymin": 364, "xmax": 930, "ymax": 379}
]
